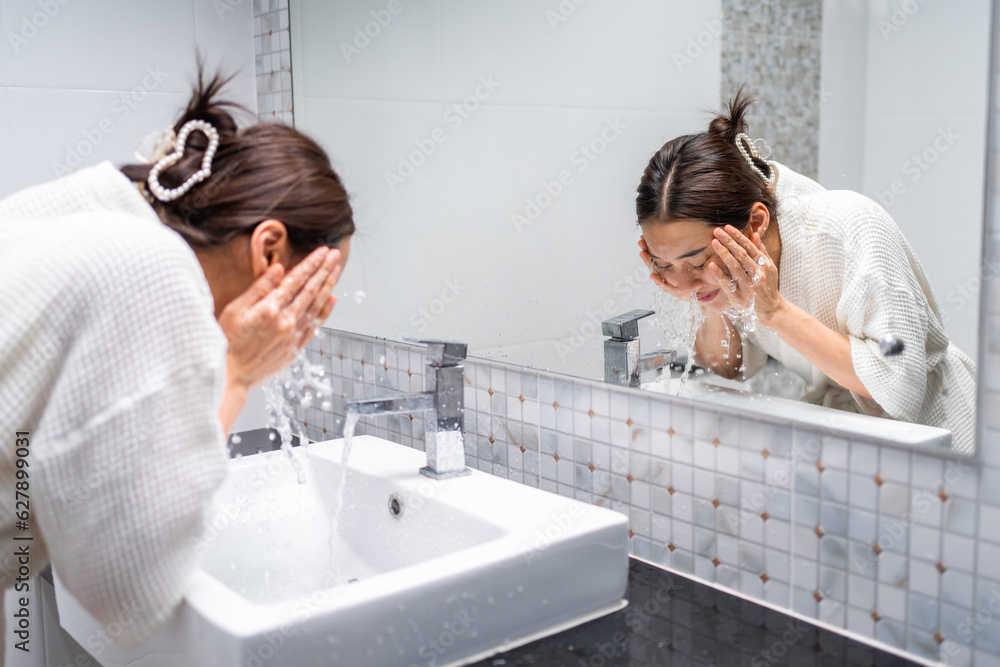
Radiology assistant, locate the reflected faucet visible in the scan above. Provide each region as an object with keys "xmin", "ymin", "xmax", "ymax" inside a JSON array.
[
  {"xmin": 346, "ymin": 340, "xmax": 470, "ymax": 479},
  {"xmin": 602, "ymin": 310, "xmax": 676, "ymax": 387}
]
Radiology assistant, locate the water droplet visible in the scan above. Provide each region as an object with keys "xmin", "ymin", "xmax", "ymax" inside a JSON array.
[
  {"xmin": 757, "ymin": 256, "xmax": 766, "ymax": 266},
  {"xmin": 354, "ymin": 290, "xmax": 366, "ymax": 304},
  {"xmin": 230, "ymin": 434, "xmax": 242, "ymax": 444}
]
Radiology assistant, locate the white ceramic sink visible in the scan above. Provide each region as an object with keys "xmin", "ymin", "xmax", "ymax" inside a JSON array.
[{"xmin": 53, "ymin": 435, "xmax": 629, "ymax": 666}]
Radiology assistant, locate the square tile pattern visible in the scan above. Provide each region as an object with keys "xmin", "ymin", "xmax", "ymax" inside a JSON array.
[
  {"xmin": 295, "ymin": 321, "xmax": 999, "ymax": 666},
  {"xmin": 286, "ymin": 3, "xmax": 1000, "ymax": 664},
  {"xmin": 254, "ymin": 0, "xmax": 293, "ymax": 124},
  {"xmin": 721, "ymin": 0, "xmax": 822, "ymax": 180}
]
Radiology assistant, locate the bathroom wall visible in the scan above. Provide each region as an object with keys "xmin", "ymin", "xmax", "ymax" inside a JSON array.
[
  {"xmin": 289, "ymin": 0, "xmax": 722, "ymax": 377},
  {"xmin": 253, "ymin": 0, "xmax": 292, "ymax": 124},
  {"xmin": 299, "ymin": 40, "xmax": 1000, "ymax": 658},
  {"xmin": 818, "ymin": 0, "xmax": 990, "ymax": 360},
  {"xmin": 722, "ymin": 0, "xmax": 823, "ymax": 180},
  {"xmin": 301, "ymin": 304, "xmax": 996, "ymax": 667},
  {"xmin": 0, "ymin": 0, "xmax": 256, "ymax": 200}
]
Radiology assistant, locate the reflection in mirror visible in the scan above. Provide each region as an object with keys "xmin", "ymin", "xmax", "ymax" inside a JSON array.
[{"xmin": 290, "ymin": 1, "xmax": 988, "ymax": 454}]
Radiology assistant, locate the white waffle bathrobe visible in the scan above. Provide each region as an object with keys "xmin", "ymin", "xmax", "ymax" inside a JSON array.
[
  {"xmin": 0, "ymin": 163, "xmax": 229, "ymax": 648},
  {"xmin": 738, "ymin": 164, "xmax": 977, "ymax": 453}
]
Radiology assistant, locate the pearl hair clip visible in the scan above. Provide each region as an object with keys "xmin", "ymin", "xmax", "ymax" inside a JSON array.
[
  {"xmin": 146, "ymin": 119, "xmax": 220, "ymax": 202},
  {"xmin": 735, "ymin": 132, "xmax": 775, "ymax": 185}
]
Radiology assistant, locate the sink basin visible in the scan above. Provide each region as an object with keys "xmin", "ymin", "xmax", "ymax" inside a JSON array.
[{"xmin": 52, "ymin": 435, "xmax": 629, "ymax": 666}]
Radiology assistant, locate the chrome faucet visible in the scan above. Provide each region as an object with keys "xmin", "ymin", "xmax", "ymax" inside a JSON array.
[
  {"xmin": 346, "ymin": 340, "xmax": 470, "ymax": 479},
  {"xmin": 602, "ymin": 310, "xmax": 675, "ymax": 387}
]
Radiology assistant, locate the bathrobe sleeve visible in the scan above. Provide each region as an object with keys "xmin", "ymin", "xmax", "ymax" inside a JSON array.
[
  {"xmin": 27, "ymin": 213, "xmax": 229, "ymax": 646},
  {"xmin": 831, "ymin": 196, "xmax": 935, "ymax": 423}
]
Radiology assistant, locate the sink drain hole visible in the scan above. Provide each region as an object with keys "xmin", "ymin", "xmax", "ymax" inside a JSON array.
[{"xmin": 388, "ymin": 493, "xmax": 404, "ymax": 518}]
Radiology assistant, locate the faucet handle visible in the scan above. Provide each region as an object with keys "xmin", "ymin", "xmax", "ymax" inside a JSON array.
[
  {"xmin": 416, "ymin": 339, "xmax": 468, "ymax": 366},
  {"xmin": 602, "ymin": 309, "xmax": 655, "ymax": 341}
]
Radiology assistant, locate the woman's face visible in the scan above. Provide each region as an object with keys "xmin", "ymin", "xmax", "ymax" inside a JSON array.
[{"xmin": 640, "ymin": 218, "xmax": 731, "ymax": 310}]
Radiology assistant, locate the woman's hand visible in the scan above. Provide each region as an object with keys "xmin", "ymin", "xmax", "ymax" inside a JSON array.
[
  {"xmin": 219, "ymin": 246, "xmax": 342, "ymax": 392},
  {"xmin": 708, "ymin": 225, "xmax": 785, "ymax": 326}
]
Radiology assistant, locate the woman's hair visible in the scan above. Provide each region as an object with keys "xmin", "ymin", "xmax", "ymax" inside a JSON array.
[
  {"xmin": 121, "ymin": 68, "xmax": 354, "ymax": 254},
  {"xmin": 635, "ymin": 86, "xmax": 777, "ymax": 230}
]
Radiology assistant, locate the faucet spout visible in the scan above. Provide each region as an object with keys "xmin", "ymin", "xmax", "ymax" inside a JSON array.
[
  {"xmin": 346, "ymin": 392, "xmax": 434, "ymax": 416},
  {"xmin": 343, "ymin": 339, "xmax": 472, "ymax": 480}
]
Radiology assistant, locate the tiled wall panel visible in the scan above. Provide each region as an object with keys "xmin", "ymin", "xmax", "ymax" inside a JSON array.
[
  {"xmin": 295, "ymin": 321, "xmax": 998, "ymax": 665},
  {"xmin": 721, "ymin": 0, "xmax": 822, "ymax": 179},
  {"xmin": 285, "ymin": 3, "xmax": 1000, "ymax": 664},
  {"xmin": 253, "ymin": 0, "xmax": 293, "ymax": 124}
]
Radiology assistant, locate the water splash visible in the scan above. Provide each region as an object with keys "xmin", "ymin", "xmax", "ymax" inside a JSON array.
[
  {"xmin": 725, "ymin": 295, "xmax": 758, "ymax": 333},
  {"xmin": 650, "ymin": 289, "xmax": 705, "ymax": 392},
  {"xmin": 261, "ymin": 349, "xmax": 335, "ymax": 484}
]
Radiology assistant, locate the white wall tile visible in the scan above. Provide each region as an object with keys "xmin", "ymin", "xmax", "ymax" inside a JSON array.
[
  {"xmin": 5, "ymin": 88, "xmax": 190, "ymax": 194},
  {"xmin": 864, "ymin": 0, "xmax": 991, "ymax": 119},
  {"xmin": 439, "ymin": 0, "xmax": 720, "ymax": 113},
  {"xmin": 0, "ymin": 10, "xmax": 7, "ymax": 87},
  {"xmin": 2, "ymin": 0, "xmax": 196, "ymax": 93},
  {"xmin": 194, "ymin": 0, "xmax": 257, "ymax": 113},
  {"xmin": 861, "ymin": 114, "xmax": 986, "ymax": 358},
  {"xmin": 0, "ymin": 88, "xmax": 9, "ymax": 198},
  {"xmin": 290, "ymin": 0, "xmax": 443, "ymax": 102}
]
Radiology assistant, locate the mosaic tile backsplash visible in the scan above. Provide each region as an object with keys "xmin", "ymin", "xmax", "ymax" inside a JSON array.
[
  {"xmin": 721, "ymin": 0, "xmax": 823, "ymax": 179},
  {"xmin": 253, "ymin": 0, "xmax": 294, "ymax": 124},
  {"xmin": 295, "ymin": 325, "xmax": 998, "ymax": 666},
  {"xmin": 285, "ymin": 4, "xmax": 1000, "ymax": 665}
]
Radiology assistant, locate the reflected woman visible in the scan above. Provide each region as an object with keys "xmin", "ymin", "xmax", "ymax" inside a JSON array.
[{"xmin": 635, "ymin": 88, "xmax": 976, "ymax": 453}]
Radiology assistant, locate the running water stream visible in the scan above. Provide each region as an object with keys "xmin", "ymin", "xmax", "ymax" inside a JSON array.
[{"xmin": 261, "ymin": 346, "xmax": 337, "ymax": 484}]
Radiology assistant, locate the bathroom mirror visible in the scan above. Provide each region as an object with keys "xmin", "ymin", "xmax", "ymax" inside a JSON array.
[{"xmin": 289, "ymin": 0, "xmax": 990, "ymax": 453}]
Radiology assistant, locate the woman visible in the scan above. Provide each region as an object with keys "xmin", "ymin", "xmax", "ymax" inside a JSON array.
[
  {"xmin": 636, "ymin": 89, "xmax": 976, "ymax": 453},
  {"xmin": 0, "ymin": 71, "xmax": 354, "ymax": 647}
]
